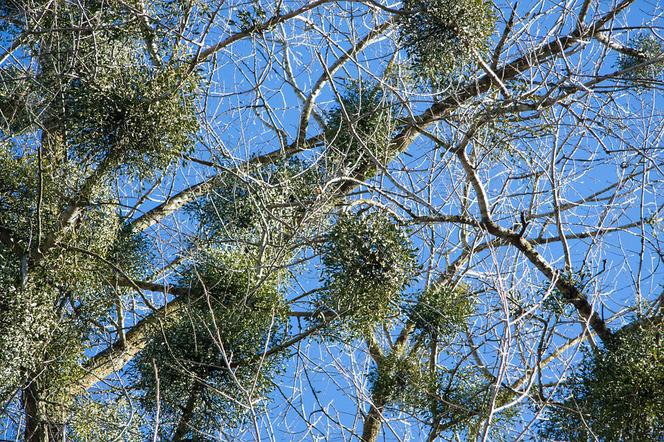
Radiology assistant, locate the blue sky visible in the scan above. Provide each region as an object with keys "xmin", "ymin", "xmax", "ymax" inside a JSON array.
[{"xmin": 1, "ymin": 0, "xmax": 662, "ymax": 439}]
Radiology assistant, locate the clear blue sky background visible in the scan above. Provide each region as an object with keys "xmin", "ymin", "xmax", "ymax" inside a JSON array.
[{"xmin": 1, "ymin": 0, "xmax": 662, "ymax": 439}]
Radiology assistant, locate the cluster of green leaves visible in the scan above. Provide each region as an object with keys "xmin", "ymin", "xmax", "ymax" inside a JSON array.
[
  {"xmin": 0, "ymin": 260, "xmax": 58, "ymax": 402},
  {"xmin": 409, "ymin": 283, "xmax": 473, "ymax": 339},
  {"xmin": 0, "ymin": 152, "xmax": 71, "ymax": 400},
  {"xmin": 107, "ymin": 227, "xmax": 154, "ymax": 279},
  {"xmin": 436, "ymin": 366, "xmax": 496, "ymax": 434},
  {"xmin": 71, "ymin": 225, "xmax": 155, "ymax": 327},
  {"xmin": 0, "ymin": 149, "xmax": 37, "ymax": 241},
  {"xmin": 22, "ymin": 330, "xmax": 88, "ymax": 434},
  {"xmin": 1, "ymin": 221, "xmax": 152, "ymax": 420},
  {"xmin": 64, "ymin": 65, "xmax": 198, "ymax": 177},
  {"xmin": 0, "ymin": 0, "xmax": 200, "ymax": 429},
  {"xmin": 398, "ymin": 0, "xmax": 495, "ymax": 82},
  {"xmin": 317, "ymin": 212, "xmax": 417, "ymax": 335},
  {"xmin": 324, "ymin": 83, "xmax": 395, "ymax": 175},
  {"xmin": 0, "ymin": 148, "xmax": 155, "ymax": 402},
  {"xmin": 618, "ymin": 33, "xmax": 664, "ymax": 88},
  {"xmin": 69, "ymin": 396, "xmax": 144, "ymax": 442},
  {"xmin": 0, "ymin": 224, "xmax": 152, "ymax": 404},
  {"xmin": 136, "ymin": 247, "xmax": 288, "ymax": 436},
  {"xmin": 9, "ymin": 1, "xmax": 138, "ymax": 118},
  {"xmin": 192, "ymin": 158, "xmax": 324, "ymax": 249},
  {"xmin": 370, "ymin": 351, "xmax": 436, "ymax": 411},
  {"xmin": 230, "ymin": 6, "xmax": 268, "ymax": 32},
  {"xmin": 540, "ymin": 320, "xmax": 664, "ymax": 441},
  {"xmin": 0, "ymin": 148, "xmax": 112, "ymax": 245},
  {"xmin": 541, "ymin": 270, "xmax": 589, "ymax": 316},
  {"xmin": 369, "ymin": 355, "xmax": 512, "ymax": 436},
  {"xmin": 2, "ymin": 0, "xmax": 200, "ymax": 178}
]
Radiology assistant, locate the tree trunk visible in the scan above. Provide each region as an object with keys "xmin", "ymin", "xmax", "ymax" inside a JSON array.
[
  {"xmin": 23, "ymin": 385, "xmax": 49, "ymax": 442},
  {"xmin": 23, "ymin": 379, "xmax": 68, "ymax": 442},
  {"xmin": 361, "ymin": 399, "xmax": 385, "ymax": 442},
  {"xmin": 172, "ymin": 382, "xmax": 200, "ymax": 441}
]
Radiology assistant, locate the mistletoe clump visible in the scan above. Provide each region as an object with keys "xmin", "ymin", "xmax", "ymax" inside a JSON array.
[
  {"xmin": 136, "ymin": 248, "xmax": 287, "ymax": 435},
  {"xmin": 0, "ymin": 155, "xmax": 127, "ymax": 402},
  {"xmin": 64, "ymin": 65, "xmax": 198, "ymax": 177},
  {"xmin": 324, "ymin": 84, "xmax": 395, "ymax": 174},
  {"xmin": 541, "ymin": 319, "xmax": 664, "ymax": 441},
  {"xmin": 317, "ymin": 212, "xmax": 417, "ymax": 334},
  {"xmin": 69, "ymin": 397, "xmax": 144, "ymax": 442},
  {"xmin": 193, "ymin": 158, "xmax": 323, "ymax": 248},
  {"xmin": 398, "ymin": 0, "xmax": 495, "ymax": 81},
  {"xmin": 370, "ymin": 352, "xmax": 436, "ymax": 410},
  {"xmin": 0, "ymin": 279, "xmax": 58, "ymax": 403},
  {"xmin": 0, "ymin": 149, "xmax": 37, "ymax": 238},
  {"xmin": 618, "ymin": 33, "xmax": 664, "ymax": 88},
  {"xmin": 410, "ymin": 283, "xmax": 473, "ymax": 339},
  {"xmin": 0, "ymin": 218, "xmax": 148, "ymax": 405}
]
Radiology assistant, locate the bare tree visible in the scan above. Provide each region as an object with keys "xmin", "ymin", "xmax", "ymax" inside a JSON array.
[{"xmin": 0, "ymin": 0, "xmax": 662, "ymax": 440}]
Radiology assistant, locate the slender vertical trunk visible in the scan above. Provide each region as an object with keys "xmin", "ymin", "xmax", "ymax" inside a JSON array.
[
  {"xmin": 23, "ymin": 385, "xmax": 49, "ymax": 442},
  {"xmin": 173, "ymin": 382, "xmax": 200, "ymax": 441},
  {"xmin": 360, "ymin": 326, "xmax": 415, "ymax": 441},
  {"xmin": 23, "ymin": 390, "xmax": 67, "ymax": 442},
  {"xmin": 427, "ymin": 336, "xmax": 441, "ymax": 442},
  {"xmin": 361, "ymin": 398, "xmax": 385, "ymax": 442},
  {"xmin": 23, "ymin": 372, "xmax": 69, "ymax": 442}
]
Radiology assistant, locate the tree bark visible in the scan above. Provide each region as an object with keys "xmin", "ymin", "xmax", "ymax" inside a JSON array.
[
  {"xmin": 23, "ymin": 385, "xmax": 48, "ymax": 442},
  {"xmin": 172, "ymin": 382, "xmax": 200, "ymax": 441},
  {"xmin": 361, "ymin": 399, "xmax": 385, "ymax": 442}
]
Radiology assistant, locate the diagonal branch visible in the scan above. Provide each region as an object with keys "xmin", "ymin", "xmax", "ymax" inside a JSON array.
[
  {"xmin": 192, "ymin": 0, "xmax": 332, "ymax": 66},
  {"xmin": 130, "ymin": 134, "xmax": 323, "ymax": 232},
  {"xmin": 339, "ymin": 0, "xmax": 636, "ymax": 194},
  {"xmin": 453, "ymin": 136, "xmax": 613, "ymax": 343},
  {"xmin": 77, "ymin": 293, "xmax": 187, "ymax": 392}
]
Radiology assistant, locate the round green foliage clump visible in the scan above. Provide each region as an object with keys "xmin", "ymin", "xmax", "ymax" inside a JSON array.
[
  {"xmin": 136, "ymin": 248, "xmax": 287, "ymax": 435},
  {"xmin": 398, "ymin": 0, "xmax": 495, "ymax": 81},
  {"xmin": 435, "ymin": 366, "xmax": 497, "ymax": 434},
  {"xmin": 106, "ymin": 227, "xmax": 154, "ymax": 280},
  {"xmin": 0, "ymin": 221, "xmax": 146, "ymax": 404},
  {"xmin": 318, "ymin": 212, "xmax": 417, "ymax": 334},
  {"xmin": 324, "ymin": 84, "xmax": 395, "ymax": 174},
  {"xmin": 410, "ymin": 283, "xmax": 473, "ymax": 338},
  {"xmin": 0, "ymin": 148, "xmax": 118, "ymax": 245},
  {"xmin": 64, "ymin": 65, "xmax": 198, "ymax": 177},
  {"xmin": 370, "ymin": 352, "xmax": 435, "ymax": 410},
  {"xmin": 19, "ymin": 328, "xmax": 88, "ymax": 433},
  {"xmin": 0, "ymin": 148, "xmax": 37, "ymax": 240},
  {"xmin": 540, "ymin": 320, "xmax": 664, "ymax": 441},
  {"xmin": 617, "ymin": 33, "xmax": 664, "ymax": 88},
  {"xmin": 0, "ymin": 247, "xmax": 78, "ymax": 404},
  {"xmin": 193, "ymin": 158, "xmax": 323, "ymax": 248},
  {"xmin": 0, "ymin": 226, "xmax": 50, "ymax": 402},
  {"xmin": 69, "ymin": 397, "xmax": 144, "ymax": 442},
  {"xmin": 370, "ymin": 356, "xmax": 504, "ymax": 432},
  {"xmin": 73, "ymin": 225, "xmax": 155, "ymax": 324}
]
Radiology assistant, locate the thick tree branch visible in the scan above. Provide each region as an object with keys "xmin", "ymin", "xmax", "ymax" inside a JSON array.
[
  {"xmin": 129, "ymin": 135, "xmax": 322, "ymax": 232},
  {"xmin": 454, "ymin": 140, "xmax": 614, "ymax": 343},
  {"xmin": 192, "ymin": 0, "xmax": 331, "ymax": 66},
  {"xmin": 77, "ymin": 293, "xmax": 187, "ymax": 392}
]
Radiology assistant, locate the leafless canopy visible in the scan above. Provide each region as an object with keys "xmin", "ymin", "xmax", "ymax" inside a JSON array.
[{"xmin": 0, "ymin": 0, "xmax": 662, "ymax": 440}]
